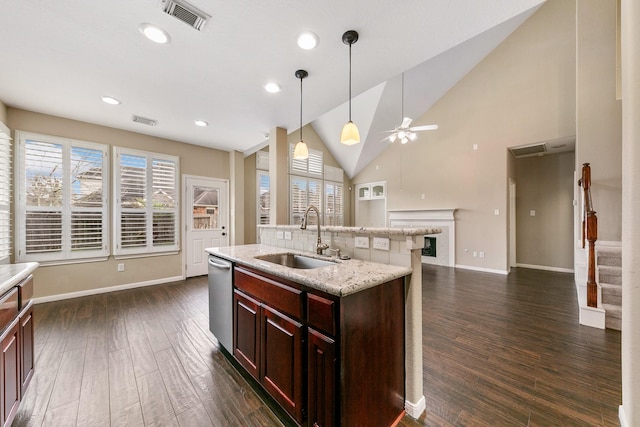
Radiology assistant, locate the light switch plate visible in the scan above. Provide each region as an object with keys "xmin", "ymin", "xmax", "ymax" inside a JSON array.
[
  {"xmin": 373, "ymin": 237, "xmax": 390, "ymax": 251},
  {"xmin": 284, "ymin": 231, "xmax": 292, "ymax": 240},
  {"xmin": 354, "ymin": 236, "xmax": 369, "ymax": 249}
]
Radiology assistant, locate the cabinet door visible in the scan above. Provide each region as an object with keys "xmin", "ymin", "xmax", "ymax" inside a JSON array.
[
  {"xmin": 233, "ymin": 290, "xmax": 261, "ymax": 380},
  {"xmin": 308, "ymin": 328, "xmax": 336, "ymax": 427},
  {"xmin": 1, "ymin": 319, "xmax": 20, "ymax": 427},
  {"xmin": 261, "ymin": 305, "xmax": 304, "ymax": 424},
  {"xmin": 19, "ymin": 303, "xmax": 34, "ymax": 395}
]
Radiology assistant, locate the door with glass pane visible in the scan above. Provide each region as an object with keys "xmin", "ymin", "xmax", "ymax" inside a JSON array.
[{"xmin": 184, "ymin": 176, "xmax": 228, "ymax": 277}]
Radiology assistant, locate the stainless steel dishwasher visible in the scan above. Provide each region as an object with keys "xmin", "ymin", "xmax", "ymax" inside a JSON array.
[{"xmin": 207, "ymin": 254, "xmax": 233, "ymax": 351}]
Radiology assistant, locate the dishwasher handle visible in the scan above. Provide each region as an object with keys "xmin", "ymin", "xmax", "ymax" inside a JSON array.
[{"xmin": 208, "ymin": 257, "xmax": 231, "ymax": 269}]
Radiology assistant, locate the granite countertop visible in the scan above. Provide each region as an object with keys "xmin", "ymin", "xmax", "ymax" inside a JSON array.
[
  {"xmin": 257, "ymin": 224, "xmax": 442, "ymax": 236},
  {"xmin": 206, "ymin": 244, "xmax": 412, "ymax": 297},
  {"xmin": 0, "ymin": 262, "xmax": 39, "ymax": 296}
]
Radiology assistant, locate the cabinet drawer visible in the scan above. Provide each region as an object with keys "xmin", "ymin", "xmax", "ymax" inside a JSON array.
[
  {"xmin": 307, "ymin": 293, "xmax": 337, "ymax": 336},
  {"xmin": 235, "ymin": 267, "xmax": 303, "ymax": 320},
  {"xmin": 0, "ymin": 288, "xmax": 18, "ymax": 334},
  {"xmin": 18, "ymin": 275, "xmax": 33, "ymax": 310}
]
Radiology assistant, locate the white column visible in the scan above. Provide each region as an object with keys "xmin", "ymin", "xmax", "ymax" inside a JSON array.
[
  {"xmin": 268, "ymin": 127, "xmax": 289, "ymax": 225},
  {"xmin": 621, "ymin": 0, "xmax": 640, "ymax": 424}
]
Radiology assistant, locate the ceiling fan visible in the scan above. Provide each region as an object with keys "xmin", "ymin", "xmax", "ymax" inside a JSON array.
[{"xmin": 384, "ymin": 73, "xmax": 438, "ymax": 144}]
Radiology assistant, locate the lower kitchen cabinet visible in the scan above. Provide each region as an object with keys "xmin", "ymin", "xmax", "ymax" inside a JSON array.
[
  {"xmin": 307, "ymin": 328, "xmax": 336, "ymax": 427},
  {"xmin": 262, "ymin": 305, "xmax": 304, "ymax": 423},
  {"xmin": 0, "ymin": 318, "xmax": 20, "ymax": 427},
  {"xmin": 19, "ymin": 302, "xmax": 34, "ymax": 395},
  {"xmin": 233, "ymin": 265, "xmax": 405, "ymax": 427}
]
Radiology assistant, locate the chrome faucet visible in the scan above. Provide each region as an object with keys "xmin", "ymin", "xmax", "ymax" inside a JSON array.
[{"xmin": 300, "ymin": 205, "xmax": 329, "ymax": 255}]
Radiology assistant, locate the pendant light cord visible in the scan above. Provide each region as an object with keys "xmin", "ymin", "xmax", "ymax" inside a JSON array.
[
  {"xmin": 401, "ymin": 72, "xmax": 404, "ymax": 121},
  {"xmin": 348, "ymin": 42, "xmax": 352, "ymax": 121},
  {"xmin": 299, "ymin": 75, "xmax": 303, "ymax": 141}
]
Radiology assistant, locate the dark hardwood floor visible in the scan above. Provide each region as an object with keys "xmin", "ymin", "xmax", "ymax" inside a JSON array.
[{"xmin": 13, "ymin": 265, "xmax": 621, "ymax": 426}]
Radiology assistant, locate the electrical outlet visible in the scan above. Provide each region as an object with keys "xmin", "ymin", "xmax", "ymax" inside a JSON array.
[
  {"xmin": 373, "ymin": 237, "xmax": 390, "ymax": 251},
  {"xmin": 276, "ymin": 231, "xmax": 284, "ymax": 239},
  {"xmin": 473, "ymin": 251, "xmax": 477, "ymax": 257},
  {"xmin": 117, "ymin": 263, "xmax": 125, "ymax": 272},
  {"xmin": 494, "ymin": 209, "xmax": 499, "ymax": 215},
  {"xmin": 355, "ymin": 236, "xmax": 369, "ymax": 249},
  {"xmin": 479, "ymin": 251, "xmax": 485, "ymax": 258},
  {"xmin": 284, "ymin": 231, "xmax": 292, "ymax": 240},
  {"xmin": 530, "ymin": 210, "xmax": 536, "ymax": 216}
]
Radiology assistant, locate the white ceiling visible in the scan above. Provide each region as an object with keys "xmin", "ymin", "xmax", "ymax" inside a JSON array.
[{"xmin": 0, "ymin": 0, "xmax": 545, "ymax": 178}]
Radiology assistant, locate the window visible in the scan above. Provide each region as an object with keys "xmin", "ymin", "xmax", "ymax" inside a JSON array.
[
  {"xmin": 324, "ymin": 182, "xmax": 344, "ymax": 226},
  {"xmin": 256, "ymin": 151, "xmax": 270, "ymax": 226},
  {"xmin": 0, "ymin": 124, "xmax": 11, "ymax": 264},
  {"xmin": 15, "ymin": 131, "xmax": 109, "ymax": 263},
  {"xmin": 113, "ymin": 147, "xmax": 179, "ymax": 257},
  {"xmin": 291, "ymin": 176, "xmax": 322, "ymax": 226}
]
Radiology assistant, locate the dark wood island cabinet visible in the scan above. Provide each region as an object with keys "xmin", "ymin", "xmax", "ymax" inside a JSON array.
[{"xmin": 232, "ymin": 265, "xmax": 405, "ymax": 427}]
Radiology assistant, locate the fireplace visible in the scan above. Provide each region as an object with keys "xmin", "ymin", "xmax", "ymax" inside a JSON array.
[{"xmin": 388, "ymin": 209, "xmax": 456, "ymax": 267}]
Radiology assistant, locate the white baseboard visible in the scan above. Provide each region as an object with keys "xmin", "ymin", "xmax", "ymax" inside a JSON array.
[
  {"xmin": 33, "ymin": 275, "xmax": 186, "ymax": 304},
  {"xmin": 454, "ymin": 264, "xmax": 508, "ymax": 275},
  {"xmin": 619, "ymin": 405, "xmax": 628, "ymax": 427},
  {"xmin": 405, "ymin": 395, "xmax": 426, "ymax": 419},
  {"xmin": 516, "ymin": 263, "xmax": 574, "ymax": 273}
]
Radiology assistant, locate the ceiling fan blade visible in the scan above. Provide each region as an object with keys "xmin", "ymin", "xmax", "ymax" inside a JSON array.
[
  {"xmin": 388, "ymin": 133, "xmax": 397, "ymax": 143},
  {"xmin": 409, "ymin": 124, "xmax": 439, "ymax": 131},
  {"xmin": 400, "ymin": 117, "xmax": 413, "ymax": 129}
]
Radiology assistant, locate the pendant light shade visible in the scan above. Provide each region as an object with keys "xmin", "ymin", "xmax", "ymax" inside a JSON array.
[
  {"xmin": 293, "ymin": 69, "xmax": 309, "ymax": 160},
  {"xmin": 340, "ymin": 30, "xmax": 360, "ymax": 146}
]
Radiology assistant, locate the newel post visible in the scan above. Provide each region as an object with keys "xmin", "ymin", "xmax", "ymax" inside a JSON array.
[{"xmin": 580, "ymin": 163, "xmax": 598, "ymax": 308}]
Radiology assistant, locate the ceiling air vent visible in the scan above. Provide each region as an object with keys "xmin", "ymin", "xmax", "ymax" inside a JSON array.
[
  {"xmin": 509, "ymin": 143, "xmax": 547, "ymax": 158},
  {"xmin": 132, "ymin": 115, "xmax": 158, "ymax": 127},
  {"xmin": 162, "ymin": 0, "xmax": 209, "ymax": 31}
]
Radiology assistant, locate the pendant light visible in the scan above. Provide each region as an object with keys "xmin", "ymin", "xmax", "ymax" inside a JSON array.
[
  {"xmin": 340, "ymin": 30, "xmax": 360, "ymax": 146},
  {"xmin": 293, "ymin": 69, "xmax": 309, "ymax": 160}
]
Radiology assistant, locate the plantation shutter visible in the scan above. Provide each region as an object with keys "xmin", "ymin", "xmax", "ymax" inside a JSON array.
[
  {"xmin": 0, "ymin": 125, "xmax": 11, "ymax": 263},
  {"xmin": 16, "ymin": 131, "xmax": 109, "ymax": 263},
  {"xmin": 114, "ymin": 148, "xmax": 179, "ymax": 256}
]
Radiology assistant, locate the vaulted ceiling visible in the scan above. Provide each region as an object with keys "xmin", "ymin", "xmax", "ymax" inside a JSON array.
[{"xmin": 0, "ymin": 0, "xmax": 545, "ymax": 177}]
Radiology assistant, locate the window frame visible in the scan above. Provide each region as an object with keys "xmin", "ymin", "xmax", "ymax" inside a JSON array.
[
  {"xmin": 14, "ymin": 131, "xmax": 110, "ymax": 264},
  {"xmin": 113, "ymin": 146, "xmax": 180, "ymax": 258}
]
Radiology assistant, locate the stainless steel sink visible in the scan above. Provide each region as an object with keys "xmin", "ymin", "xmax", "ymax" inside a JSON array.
[{"xmin": 255, "ymin": 253, "xmax": 336, "ymax": 269}]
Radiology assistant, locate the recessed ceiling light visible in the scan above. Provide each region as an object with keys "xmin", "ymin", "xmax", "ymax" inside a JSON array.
[
  {"xmin": 101, "ymin": 96, "xmax": 121, "ymax": 105},
  {"xmin": 139, "ymin": 23, "xmax": 171, "ymax": 44},
  {"xmin": 297, "ymin": 31, "xmax": 318, "ymax": 50},
  {"xmin": 264, "ymin": 82, "xmax": 281, "ymax": 93},
  {"xmin": 194, "ymin": 120, "xmax": 208, "ymax": 127}
]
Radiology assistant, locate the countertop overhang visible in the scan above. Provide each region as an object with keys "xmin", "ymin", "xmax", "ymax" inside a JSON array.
[
  {"xmin": 206, "ymin": 244, "xmax": 412, "ymax": 297},
  {"xmin": 0, "ymin": 262, "xmax": 39, "ymax": 295}
]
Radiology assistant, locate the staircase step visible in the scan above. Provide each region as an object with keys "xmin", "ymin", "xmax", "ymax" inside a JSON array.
[
  {"xmin": 603, "ymin": 303, "xmax": 622, "ymax": 331},
  {"xmin": 598, "ymin": 247, "xmax": 622, "ymax": 267},
  {"xmin": 601, "ymin": 282, "xmax": 622, "ymax": 306},
  {"xmin": 599, "ymin": 265, "xmax": 622, "ymax": 285}
]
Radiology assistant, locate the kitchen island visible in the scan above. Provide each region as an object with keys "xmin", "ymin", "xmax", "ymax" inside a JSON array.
[{"xmin": 206, "ymin": 244, "xmax": 412, "ymax": 427}]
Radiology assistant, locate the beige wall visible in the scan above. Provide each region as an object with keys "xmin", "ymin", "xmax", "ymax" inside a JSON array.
[
  {"xmin": 353, "ymin": 0, "xmax": 577, "ymax": 272},
  {"xmin": 0, "ymin": 101, "xmax": 6, "ymax": 124},
  {"xmin": 8, "ymin": 108, "xmax": 230, "ymax": 299},
  {"xmin": 516, "ymin": 152, "xmax": 575, "ymax": 269},
  {"xmin": 243, "ymin": 124, "xmax": 353, "ymax": 244},
  {"xmin": 576, "ymin": 0, "xmax": 622, "ymax": 242}
]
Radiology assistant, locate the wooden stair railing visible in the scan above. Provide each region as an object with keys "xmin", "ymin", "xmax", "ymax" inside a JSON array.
[{"xmin": 578, "ymin": 163, "xmax": 598, "ymax": 308}]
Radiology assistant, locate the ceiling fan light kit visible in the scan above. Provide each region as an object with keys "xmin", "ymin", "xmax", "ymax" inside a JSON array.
[
  {"xmin": 340, "ymin": 30, "xmax": 360, "ymax": 146},
  {"xmin": 386, "ymin": 72, "xmax": 438, "ymax": 144},
  {"xmin": 293, "ymin": 69, "xmax": 309, "ymax": 160}
]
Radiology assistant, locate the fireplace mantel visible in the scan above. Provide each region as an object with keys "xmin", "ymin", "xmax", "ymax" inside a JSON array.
[{"xmin": 388, "ymin": 209, "xmax": 456, "ymax": 267}]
